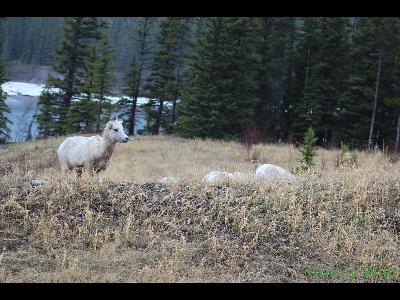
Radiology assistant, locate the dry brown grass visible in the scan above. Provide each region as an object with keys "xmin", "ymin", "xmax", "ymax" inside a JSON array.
[{"xmin": 1, "ymin": 135, "xmax": 400, "ymax": 282}]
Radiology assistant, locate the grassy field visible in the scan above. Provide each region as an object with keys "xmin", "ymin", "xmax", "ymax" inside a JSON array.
[{"xmin": 1, "ymin": 135, "xmax": 400, "ymax": 282}]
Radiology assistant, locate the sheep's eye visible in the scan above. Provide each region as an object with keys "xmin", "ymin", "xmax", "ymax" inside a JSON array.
[{"xmin": 114, "ymin": 129, "xmax": 118, "ymax": 132}]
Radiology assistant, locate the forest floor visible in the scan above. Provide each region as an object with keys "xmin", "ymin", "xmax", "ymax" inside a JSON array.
[{"xmin": 1, "ymin": 135, "xmax": 400, "ymax": 282}]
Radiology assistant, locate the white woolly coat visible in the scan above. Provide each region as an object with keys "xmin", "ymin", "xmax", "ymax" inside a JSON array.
[
  {"xmin": 57, "ymin": 120, "xmax": 128, "ymax": 174},
  {"xmin": 58, "ymin": 135, "xmax": 115, "ymax": 173}
]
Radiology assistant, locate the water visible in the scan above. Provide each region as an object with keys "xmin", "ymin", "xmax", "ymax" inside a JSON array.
[
  {"xmin": 5, "ymin": 93, "xmax": 148, "ymax": 142},
  {"xmin": 2, "ymin": 81, "xmax": 164, "ymax": 142},
  {"xmin": 5, "ymin": 94, "xmax": 39, "ymax": 142}
]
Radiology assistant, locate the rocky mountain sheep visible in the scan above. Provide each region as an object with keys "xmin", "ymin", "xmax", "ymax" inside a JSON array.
[{"xmin": 57, "ymin": 119, "xmax": 129, "ymax": 176}]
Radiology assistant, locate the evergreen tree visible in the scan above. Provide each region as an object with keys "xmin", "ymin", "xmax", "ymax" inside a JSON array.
[
  {"xmin": 36, "ymin": 89, "xmax": 57, "ymax": 138},
  {"xmin": 93, "ymin": 33, "xmax": 115, "ymax": 130},
  {"xmin": 337, "ymin": 17, "xmax": 399, "ymax": 147},
  {"xmin": 64, "ymin": 42, "xmax": 99, "ymax": 132},
  {"xmin": 121, "ymin": 17, "xmax": 153, "ymax": 135},
  {"xmin": 255, "ymin": 17, "xmax": 297, "ymax": 140},
  {"xmin": 5, "ymin": 17, "xmax": 400, "ymax": 148},
  {"xmin": 144, "ymin": 17, "xmax": 182, "ymax": 134},
  {"xmin": 0, "ymin": 58, "xmax": 11, "ymax": 139},
  {"xmin": 298, "ymin": 127, "xmax": 317, "ymax": 170},
  {"xmin": 63, "ymin": 33, "xmax": 115, "ymax": 133},
  {"xmin": 176, "ymin": 17, "xmax": 262, "ymax": 139},
  {"xmin": 0, "ymin": 18, "xmax": 11, "ymax": 140},
  {"xmin": 292, "ymin": 17, "xmax": 351, "ymax": 146},
  {"xmin": 383, "ymin": 19, "xmax": 400, "ymax": 152},
  {"xmin": 169, "ymin": 17, "xmax": 192, "ymax": 133},
  {"xmin": 36, "ymin": 17, "xmax": 106, "ymax": 136},
  {"xmin": 0, "ymin": 18, "xmax": 9, "ymax": 138}
]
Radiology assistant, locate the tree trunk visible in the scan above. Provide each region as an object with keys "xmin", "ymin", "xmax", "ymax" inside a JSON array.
[
  {"xmin": 171, "ymin": 32, "xmax": 185, "ymax": 132},
  {"xmin": 395, "ymin": 112, "xmax": 400, "ymax": 153},
  {"xmin": 128, "ymin": 96, "xmax": 137, "ymax": 135},
  {"xmin": 129, "ymin": 65, "xmax": 143, "ymax": 135},
  {"xmin": 304, "ymin": 47, "xmax": 311, "ymax": 87},
  {"xmin": 284, "ymin": 26, "xmax": 295, "ymax": 140},
  {"xmin": 26, "ymin": 104, "xmax": 39, "ymax": 141},
  {"xmin": 368, "ymin": 50, "xmax": 383, "ymax": 149},
  {"xmin": 154, "ymin": 100, "xmax": 164, "ymax": 135},
  {"xmin": 171, "ymin": 99, "xmax": 177, "ymax": 126}
]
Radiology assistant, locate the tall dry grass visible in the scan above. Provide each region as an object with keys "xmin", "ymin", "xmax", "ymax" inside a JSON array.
[{"xmin": 0, "ymin": 135, "xmax": 400, "ymax": 282}]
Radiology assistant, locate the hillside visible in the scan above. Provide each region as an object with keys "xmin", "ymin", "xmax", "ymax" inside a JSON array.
[
  {"xmin": 1, "ymin": 136, "xmax": 400, "ymax": 282},
  {"xmin": 0, "ymin": 17, "xmax": 165, "ymax": 74}
]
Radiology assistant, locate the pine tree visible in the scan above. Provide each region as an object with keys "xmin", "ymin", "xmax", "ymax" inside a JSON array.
[
  {"xmin": 36, "ymin": 17, "xmax": 106, "ymax": 136},
  {"xmin": 176, "ymin": 17, "xmax": 262, "ymax": 139},
  {"xmin": 0, "ymin": 58, "xmax": 11, "ymax": 139},
  {"xmin": 383, "ymin": 19, "xmax": 400, "ymax": 153},
  {"xmin": 122, "ymin": 17, "xmax": 153, "ymax": 135},
  {"xmin": 169, "ymin": 17, "xmax": 192, "ymax": 133},
  {"xmin": 0, "ymin": 18, "xmax": 11, "ymax": 140},
  {"xmin": 298, "ymin": 127, "xmax": 317, "ymax": 170},
  {"xmin": 36, "ymin": 89, "xmax": 57, "ymax": 138},
  {"xmin": 93, "ymin": 33, "xmax": 115, "ymax": 130},
  {"xmin": 255, "ymin": 17, "xmax": 297, "ymax": 140},
  {"xmin": 63, "ymin": 33, "xmax": 115, "ymax": 133},
  {"xmin": 145, "ymin": 17, "xmax": 183, "ymax": 135},
  {"xmin": 64, "ymin": 42, "xmax": 98, "ymax": 132},
  {"xmin": 292, "ymin": 17, "xmax": 351, "ymax": 146},
  {"xmin": 337, "ymin": 17, "xmax": 399, "ymax": 148},
  {"xmin": 122, "ymin": 56, "xmax": 140, "ymax": 134},
  {"xmin": 254, "ymin": 17, "xmax": 273, "ymax": 136}
]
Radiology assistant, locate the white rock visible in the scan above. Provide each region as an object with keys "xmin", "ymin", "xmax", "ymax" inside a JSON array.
[
  {"xmin": 159, "ymin": 176, "xmax": 178, "ymax": 185},
  {"xmin": 31, "ymin": 179, "xmax": 48, "ymax": 186},
  {"xmin": 203, "ymin": 171, "xmax": 248, "ymax": 184},
  {"xmin": 254, "ymin": 164, "xmax": 297, "ymax": 183},
  {"xmin": 226, "ymin": 172, "xmax": 248, "ymax": 182}
]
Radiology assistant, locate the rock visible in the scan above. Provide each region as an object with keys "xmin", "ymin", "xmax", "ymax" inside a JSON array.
[
  {"xmin": 159, "ymin": 176, "xmax": 178, "ymax": 185},
  {"xmin": 254, "ymin": 164, "xmax": 297, "ymax": 183},
  {"xmin": 31, "ymin": 179, "xmax": 48, "ymax": 187},
  {"xmin": 203, "ymin": 171, "xmax": 248, "ymax": 184}
]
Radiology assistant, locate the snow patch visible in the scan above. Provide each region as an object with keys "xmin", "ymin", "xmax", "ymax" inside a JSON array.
[{"xmin": 2, "ymin": 81, "xmax": 45, "ymax": 97}]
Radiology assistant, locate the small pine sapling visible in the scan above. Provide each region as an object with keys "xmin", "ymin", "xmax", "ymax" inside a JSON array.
[{"xmin": 297, "ymin": 127, "xmax": 317, "ymax": 171}]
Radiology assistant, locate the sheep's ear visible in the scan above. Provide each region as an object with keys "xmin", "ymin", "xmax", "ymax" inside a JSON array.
[{"xmin": 109, "ymin": 123, "xmax": 113, "ymax": 129}]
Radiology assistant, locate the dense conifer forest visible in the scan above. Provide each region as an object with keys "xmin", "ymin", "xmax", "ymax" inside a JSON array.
[{"xmin": 1, "ymin": 17, "xmax": 400, "ymax": 150}]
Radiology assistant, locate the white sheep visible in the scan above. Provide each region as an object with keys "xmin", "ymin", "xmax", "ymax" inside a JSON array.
[
  {"xmin": 57, "ymin": 118, "xmax": 129, "ymax": 176},
  {"xmin": 254, "ymin": 164, "xmax": 298, "ymax": 183},
  {"xmin": 203, "ymin": 170, "xmax": 248, "ymax": 184}
]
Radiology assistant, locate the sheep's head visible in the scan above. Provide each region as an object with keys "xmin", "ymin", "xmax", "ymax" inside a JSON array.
[{"xmin": 105, "ymin": 119, "xmax": 129, "ymax": 143}]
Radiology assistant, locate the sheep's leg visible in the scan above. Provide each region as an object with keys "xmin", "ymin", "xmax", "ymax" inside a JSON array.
[
  {"xmin": 75, "ymin": 166, "xmax": 83, "ymax": 177},
  {"xmin": 60, "ymin": 161, "xmax": 71, "ymax": 177},
  {"xmin": 83, "ymin": 162, "xmax": 93, "ymax": 177},
  {"xmin": 60, "ymin": 163, "xmax": 67, "ymax": 176}
]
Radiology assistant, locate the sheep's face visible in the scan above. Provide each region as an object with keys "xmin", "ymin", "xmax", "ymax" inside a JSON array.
[{"xmin": 107, "ymin": 121, "xmax": 129, "ymax": 143}]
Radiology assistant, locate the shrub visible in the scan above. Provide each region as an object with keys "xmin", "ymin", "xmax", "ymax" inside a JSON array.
[
  {"xmin": 297, "ymin": 127, "xmax": 317, "ymax": 171},
  {"xmin": 240, "ymin": 127, "xmax": 267, "ymax": 163},
  {"xmin": 336, "ymin": 142, "xmax": 359, "ymax": 168}
]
